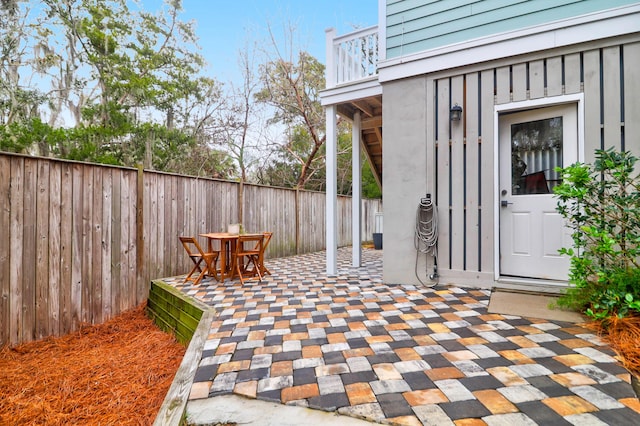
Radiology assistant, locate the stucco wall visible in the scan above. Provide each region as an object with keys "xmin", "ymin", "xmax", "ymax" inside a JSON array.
[{"xmin": 382, "ymin": 77, "xmax": 431, "ymax": 285}]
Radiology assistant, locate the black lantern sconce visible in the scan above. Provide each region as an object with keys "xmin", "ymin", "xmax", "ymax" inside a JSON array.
[{"xmin": 450, "ymin": 104, "xmax": 462, "ymax": 122}]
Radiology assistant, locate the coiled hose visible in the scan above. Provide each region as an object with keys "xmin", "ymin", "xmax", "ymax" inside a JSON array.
[{"xmin": 414, "ymin": 195, "xmax": 438, "ymax": 286}]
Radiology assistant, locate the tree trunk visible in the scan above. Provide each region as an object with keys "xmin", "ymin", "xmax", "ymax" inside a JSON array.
[
  {"xmin": 238, "ymin": 179, "xmax": 244, "ymax": 227},
  {"xmin": 144, "ymin": 130, "xmax": 153, "ymax": 169}
]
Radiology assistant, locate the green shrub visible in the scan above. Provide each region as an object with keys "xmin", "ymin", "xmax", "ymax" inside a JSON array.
[{"xmin": 554, "ymin": 148, "xmax": 640, "ymax": 321}]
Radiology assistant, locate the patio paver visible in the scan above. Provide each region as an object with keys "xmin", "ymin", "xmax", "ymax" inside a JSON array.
[{"xmin": 165, "ymin": 248, "xmax": 640, "ymax": 425}]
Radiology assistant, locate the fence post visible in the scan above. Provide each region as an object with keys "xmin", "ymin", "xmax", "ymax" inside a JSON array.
[
  {"xmin": 295, "ymin": 187, "xmax": 300, "ymax": 254},
  {"xmin": 136, "ymin": 164, "xmax": 145, "ymax": 302}
]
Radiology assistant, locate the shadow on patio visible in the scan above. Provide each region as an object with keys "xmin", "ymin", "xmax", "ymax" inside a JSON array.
[{"xmin": 162, "ymin": 248, "xmax": 640, "ymax": 425}]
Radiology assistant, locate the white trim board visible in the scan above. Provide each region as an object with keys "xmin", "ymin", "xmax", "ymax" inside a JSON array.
[{"xmin": 320, "ymin": 77, "xmax": 381, "ymax": 107}]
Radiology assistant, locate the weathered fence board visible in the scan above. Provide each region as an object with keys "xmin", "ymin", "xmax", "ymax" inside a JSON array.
[
  {"xmin": 60, "ymin": 163, "xmax": 73, "ymax": 337},
  {"xmin": 23, "ymin": 159, "xmax": 36, "ymax": 342},
  {"xmin": 36, "ymin": 160, "xmax": 50, "ymax": 339},
  {"xmin": 0, "ymin": 156, "xmax": 10, "ymax": 346},
  {"xmin": 0, "ymin": 153, "xmax": 382, "ymax": 346},
  {"xmin": 71, "ymin": 164, "xmax": 83, "ymax": 330},
  {"xmin": 9, "ymin": 157, "xmax": 24, "ymax": 344},
  {"xmin": 102, "ymin": 168, "xmax": 112, "ymax": 321},
  {"xmin": 81, "ymin": 165, "xmax": 92, "ymax": 325},
  {"xmin": 92, "ymin": 168, "xmax": 103, "ymax": 324},
  {"xmin": 48, "ymin": 163, "xmax": 61, "ymax": 337}
]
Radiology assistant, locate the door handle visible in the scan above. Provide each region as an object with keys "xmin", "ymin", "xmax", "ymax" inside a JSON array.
[{"xmin": 500, "ymin": 200, "xmax": 513, "ymax": 207}]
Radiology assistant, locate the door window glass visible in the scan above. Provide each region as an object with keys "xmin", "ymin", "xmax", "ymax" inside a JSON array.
[{"xmin": 511, "ymin": 117, "xmax": 562, "ymax": 195}]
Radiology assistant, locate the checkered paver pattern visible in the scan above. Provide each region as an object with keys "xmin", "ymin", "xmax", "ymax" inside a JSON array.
[{"xmin": 165, "ymin": 248, "xmax": 640, "ymax": 425}]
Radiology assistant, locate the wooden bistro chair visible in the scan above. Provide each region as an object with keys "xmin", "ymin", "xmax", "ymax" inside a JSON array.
[
  {"xmin": 235, "ymin": 234, "xmax": 264, "ymax": 285},
  {"xmin": 179, "ymin": 236, "xmax": 219, "ymax": 286},
  {"xmin": 259, "ymin": 232, "xmax": 273, "ymax": 276}
]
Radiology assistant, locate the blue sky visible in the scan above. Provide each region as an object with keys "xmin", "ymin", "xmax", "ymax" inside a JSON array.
[{"xmin": 145, "ymin": 0, "xmax": 379, "ymax": 83}]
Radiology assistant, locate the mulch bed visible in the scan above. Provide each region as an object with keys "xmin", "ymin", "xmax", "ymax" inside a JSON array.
[
  {"xmin": 0, "ymin": 304, "xmax": 186, "ymax": 425},
  {"xmin": 592, "ymin": 315, "xmax": 640, "ymax": 378}
]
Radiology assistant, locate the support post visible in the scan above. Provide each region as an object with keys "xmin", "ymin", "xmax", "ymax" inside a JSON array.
[
  {"xmin": 295, "ymin": 188, "xmax": 300, "ymax": 254},
  {"xmin": 325, "ymin": 28, "xmax": 336, "ymax": 88},
  {"xmin": 326, "ymin": 105, "xmax": 338, "ymax": 276},
  {"xmin": 352, "ymin": 112, "xmax": 362, "ymax": 267}
]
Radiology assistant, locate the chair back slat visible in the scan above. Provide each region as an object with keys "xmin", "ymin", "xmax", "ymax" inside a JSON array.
[
  {"xmin": 236, "ymin": 234, "xmax": 263, "ymax": 255},
  {"xmin": 180, "ymin": 236, "xmax": 204, "ymax": 258},
  {"xmin": 235, "ymin": 234, "xmax": 264, "ymax": 284},
  {"xmin": 262, "ymin": 232, "xmax": 273, "ymax": 253},
  {"xmin": 179, "ymin": 236, "xmax": 218, "ymax": 285}
]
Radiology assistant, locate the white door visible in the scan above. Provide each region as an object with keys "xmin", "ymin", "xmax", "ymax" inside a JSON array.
[{"xmin": 499, "ymin": 104, "xmax": 577, "ymax": 280}]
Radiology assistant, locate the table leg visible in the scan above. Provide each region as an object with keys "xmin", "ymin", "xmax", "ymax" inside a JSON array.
[
  {"xmin": 219, "ymin": 240, "xmax": 228, "ymax": 281},
  {"xmin": 205, "ymin": 238, "xmax": 217, "ymax": 281},
  {"xmin": 229, "ymin": 239, "xmax": 237, "ymax": 279}
]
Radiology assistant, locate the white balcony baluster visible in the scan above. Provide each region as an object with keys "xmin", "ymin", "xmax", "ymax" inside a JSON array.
[{"xmin": 326, "ymin": 26, "xmax": 378, "ymax": 88}]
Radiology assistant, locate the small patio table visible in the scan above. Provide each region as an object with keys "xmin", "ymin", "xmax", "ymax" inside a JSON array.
[{"xmin": 199, "ymin": 232, "xmax": 265, "ymax": 282}]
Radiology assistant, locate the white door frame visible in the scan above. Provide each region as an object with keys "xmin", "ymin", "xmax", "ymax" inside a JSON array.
[{"xmin": 493, "ymin": 94, "xmax": 585, "ymax": 281}]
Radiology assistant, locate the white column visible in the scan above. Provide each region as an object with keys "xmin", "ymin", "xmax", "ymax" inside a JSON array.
[
  {"xmin": 326, "ymin": 105, "xmax": 338, "ymax": 276},
  {"xmin": 352, "ymin": 112, "xmax": 362, "ymax": 267}
]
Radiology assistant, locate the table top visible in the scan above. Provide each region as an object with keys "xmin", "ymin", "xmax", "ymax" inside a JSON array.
[{"xmin": 200, "ymin": 232, "xmax": 264, "ymax": 239}]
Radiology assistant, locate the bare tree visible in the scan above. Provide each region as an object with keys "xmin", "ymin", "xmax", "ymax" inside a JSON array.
[
  {"xmin": 212, "ymin": 42, "xmax": 267, "ymax": 223},
  {"xmin": 255, "ymin": 22, "xmax": 326, "ymax": 190},
  {"xmin": 0, "ymin": 1, "xmax": 49, "ymax": 126}
]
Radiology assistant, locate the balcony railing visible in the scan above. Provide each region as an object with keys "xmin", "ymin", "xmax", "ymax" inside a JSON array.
[{"xmin": 326, "ymin": 26, "xmax": 379, "ymax": 88}]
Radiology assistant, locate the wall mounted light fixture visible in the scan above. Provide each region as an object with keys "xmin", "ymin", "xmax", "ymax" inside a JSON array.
[{"xmin": 450, "ymin": 104, "xmax": 462, "ymax": 121}]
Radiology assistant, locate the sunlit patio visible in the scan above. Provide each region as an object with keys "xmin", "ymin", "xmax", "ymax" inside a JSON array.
[{"xmin": 163, "ymin": 248, "xmax": 640, "ymax": 425}]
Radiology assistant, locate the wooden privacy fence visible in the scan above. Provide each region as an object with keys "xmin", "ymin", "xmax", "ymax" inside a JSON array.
[{"xmin": 0, "ymin": 152, "xmax": 382, "ymax": 346}]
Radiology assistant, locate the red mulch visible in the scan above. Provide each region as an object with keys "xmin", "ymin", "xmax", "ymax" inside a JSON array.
[
  {"xmin": 590, "ymin": 315, "xmax": 640, "ymax": 376},
  {"xmin": 0, "ymin": 304, "xmax": 186, "ymax": 425}
]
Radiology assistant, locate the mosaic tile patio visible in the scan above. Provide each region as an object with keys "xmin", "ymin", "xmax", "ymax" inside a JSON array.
[{"xmin": 164, "ymin": 248, "xmax": 640, "ymax": 425}]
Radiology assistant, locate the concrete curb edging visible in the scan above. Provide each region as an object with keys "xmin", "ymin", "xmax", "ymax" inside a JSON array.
[{"xmin": 153, "ymin": 298, "xmax": 215, "ymax": 425}]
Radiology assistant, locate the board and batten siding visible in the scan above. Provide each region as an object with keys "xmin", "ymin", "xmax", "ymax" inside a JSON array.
[
  {"xmin": 0, "ymin": 155, "xmax": 382, "ymax": 346},
  {"xmin": 428, "ymin": 40, "xmax": 640, "ymax": 283},
  {"xmin": 385, "ymin": 0, "xmax": 638, "ymax": 59},
  {"xmin": 383, "ymin": 38, "xmax": 639, "ymax": 286}
]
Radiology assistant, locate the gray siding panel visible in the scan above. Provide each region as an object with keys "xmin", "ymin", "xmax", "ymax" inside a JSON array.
[
  {"xmin": 624, "ymin": 42, "xmax": 640, "ymax": 158},
  {"xmin": 512, "ymin": 64, "xmax": 527, "ymax": 102},
  {"xmin": 425, "ymin": 77, "xmax": 438, "ymax": 277},
  {"xmin": 564, "ymin": 53, "xmax": 582, "ymax": 94},
  {"xmin": 547, "ymin": 57, "xmax": 564, "ymax": 96},
  {"xmin": 465, "ymin": 73, "xmax": 481, "ymax": 273},
  {"xmin": 496, "ymin": 67, "xmax": 510, "ymax": 104},
  {"xmin": 479, "ymin": 69, "xmax": 495, "ymax": 274},
  {"xmin": 436, "ymin": 79, "xmax": 451, "ymax": 270},
  {"xmin": 603, "ymin": 46, "xmax": 622, "ymax": 151},
  {"xmin": 530, "ymin": 60, "xmax": 545, "ymax": 99},
  {"xmin": 583, "ymin": 49, "xmax": 602, "ymax": 156},
  {"xmin": 451, "ymin": 75, "xmax": 465, "ymax": 272}
]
